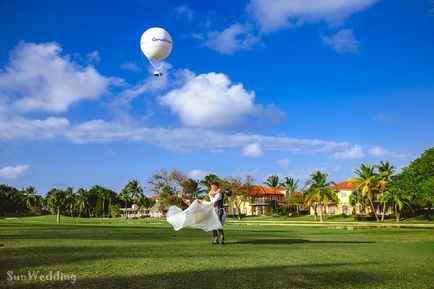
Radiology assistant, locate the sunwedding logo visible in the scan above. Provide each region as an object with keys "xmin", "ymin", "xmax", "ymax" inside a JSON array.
[{"xmin": 6, "ymin": 270, "xmax": 77, "ymax": 284}]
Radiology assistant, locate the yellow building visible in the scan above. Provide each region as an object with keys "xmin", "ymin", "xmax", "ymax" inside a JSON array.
[{"xmin": 308, "ymin": 180, "xmax": 384, "ymax": 216}]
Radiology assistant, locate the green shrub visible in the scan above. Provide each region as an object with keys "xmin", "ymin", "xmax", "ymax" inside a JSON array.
[{"xmin": 110, "ymin": 204, "xmax": 121, "ymax": 218}]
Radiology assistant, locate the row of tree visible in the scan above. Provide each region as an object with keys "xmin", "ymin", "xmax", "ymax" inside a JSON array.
[
  {"xmin": 1, "ymin": 147, "xmax": 433, "ymax": 223},
  {"xmin": 0, "ymin": 181, "xmax": 155, "ymax": 223},
  {"xmin": 262, "ymin": 147, "xmax": 434, "ymax": 222}
]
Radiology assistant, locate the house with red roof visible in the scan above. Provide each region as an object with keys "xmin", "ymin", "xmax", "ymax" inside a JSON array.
[
  {"xmin": 226, "ymin": 185, "xmax": 304, "ymax": 216},
  {"xmin": 309, "ymin": 179, "xmax": 383, "ymax": 216}
]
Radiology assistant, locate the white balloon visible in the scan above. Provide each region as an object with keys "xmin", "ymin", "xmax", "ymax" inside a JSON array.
[{"xmin": 140, "ymin": 27, "xmax": 173, "ymax": 61}]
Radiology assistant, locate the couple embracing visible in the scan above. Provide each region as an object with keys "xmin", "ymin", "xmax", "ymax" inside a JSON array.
[{"xmin": 166, "ymin": 182, "xmax": 227, "ymax": 245}]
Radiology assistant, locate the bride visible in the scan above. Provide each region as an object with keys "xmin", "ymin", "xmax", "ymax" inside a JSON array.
[{"xmin": 166, "ymin": 185, "xmax": 224, "ymax": 232}]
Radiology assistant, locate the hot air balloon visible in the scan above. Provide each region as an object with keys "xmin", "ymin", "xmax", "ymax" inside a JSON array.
[{"xmin": 140, "ymin": 27, "xmax": 173, "ymax": 77}]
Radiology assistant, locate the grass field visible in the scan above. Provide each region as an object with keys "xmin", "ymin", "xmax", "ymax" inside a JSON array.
[{"xmin": 1, "ymin": 216, "xmax": 433, "ymax": 289}]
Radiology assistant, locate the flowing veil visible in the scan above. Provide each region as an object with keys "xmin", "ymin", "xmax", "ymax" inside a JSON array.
[{"xmin": 166, "ymin": 200, "xmax": 223, "ymax": 232}]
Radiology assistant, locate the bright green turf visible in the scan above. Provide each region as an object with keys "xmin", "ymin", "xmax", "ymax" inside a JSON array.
[
  {"xmin": 1, "ymin": 216, "xmax": 433, "ymax": 289},
  {"xmin": 227, "ymin": 214, "xmax": 434, "ymax": 223}
]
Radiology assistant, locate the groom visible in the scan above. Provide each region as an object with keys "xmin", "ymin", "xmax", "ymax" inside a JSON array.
[
  {"xmin": 211, "ymin": 182, "xmax": 226, "ymax": 245},
  {"xmin": 198, "ymin": 181, "xmax": 226, "ymax": 245}
]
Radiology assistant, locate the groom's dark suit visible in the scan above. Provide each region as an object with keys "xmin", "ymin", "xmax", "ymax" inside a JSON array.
[{"xmin": 212, "ymin": 192, "xmax": 225, "ymax": 244}]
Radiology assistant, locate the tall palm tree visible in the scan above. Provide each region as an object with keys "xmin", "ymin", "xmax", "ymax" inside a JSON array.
[
  {"xmin": 106, "ymin": 189, "xmax": 117, "ymax": 218},
  {"xmin": 281, "ymin": 176, "xmax": 300, "ymax": 214},
  {"xmin": 349, "ymin": 164, "xmax": 385, "ymax": 221},
  {"xmin": 23, "ymin": 186, "xmax": 38, "ymax": 213},
  {"xmin": 64, "ymin": 187, "xmax": 75, "ymax": 217},
  {"xmin": 126, "ymin": 180, "xmax": 143, "ymax": 216},
  {"xmin": 349, "ymin": 189, "xmax": 365, "ymax": 216},
  {"xmin": 264, "ymin": 175, "xmax": 282, "ymax": 194},
  {"xmin": 46, "ymin": 188, "xmax": 67, "ymax": 224},
  {"xmin": 97, "ymin": 187, "xmax": 108, "ymax": 218},
  {"xmin": 14, "ymin": 189, "xmax": 26, "ymax": 212},
  {"xmin": 263, "ymin": 175, "xmax": 282, "ymax": 214},
  {"xmin": 304, "ymin": 171, "xmax": 337, "ymax": 222},
  {"xmin": 75, "ymin": 188, "xmax": 88, "ymax": 218},
  {"xmin": 378, "ymin": 161, "xmax": 397, "ymax": 221},
  {"xmin": 382, "ymin": 190, "xmax": 412, "ymax": 222},
  {"xmin": 281, "ymin": 176, "xmax": 299, "ymax": 195},
  {"xmin": 119, "ymin": 188, "xmax": 132, "ymax": 218}
]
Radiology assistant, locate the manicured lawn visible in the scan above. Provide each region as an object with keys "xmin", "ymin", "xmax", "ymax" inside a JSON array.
[
  {"xmin": 1, "ymin": 216, "xmax": 433, "ymax": 289},
  {"xmin": 226, "ymin": 214, "xmax": 434, "ymax": 223}
]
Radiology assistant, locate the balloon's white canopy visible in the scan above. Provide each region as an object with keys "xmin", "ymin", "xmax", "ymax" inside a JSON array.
[{"xmin": 140, "ymin": 27, "xmax": 173, "ymax": 61}]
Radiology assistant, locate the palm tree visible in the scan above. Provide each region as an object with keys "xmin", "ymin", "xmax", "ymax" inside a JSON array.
[
  {"xmin": 200, "ymin": 174, "xmax": 220, "ymax": 191},
  {"xmin": 23, "ymin": 186, "xmax": 38, "ymax": 213},
  {"xmin": 86, "ymin": 187, "xmax": 100, "ymax": 218},
  {"xmin": 378, "ymin": 161, "xmax": 397, "ymax": 221},
  {"xmin": 14, "ymin": 189, "xmax": 26, "ymax": 212},
  {"xmin": 97, "ymin": 187, "xmax": 108, "ymax": 218},
  {"xmin": 263, "ymin": 175, "xmax": 282, "ymax": 215},
  {"xmin": 119, "ymin": 188, "xmax": 132, "ymax": 218},
  {"xmin": 281, "ymin": 176, "xmax": 300, "ymax": 215},
  {"xmin": 106, "ymin": 189, "xmax": 117, "ymax": 218},
  {"xmin": 350, "ymin": 164, "xmax": 385, "ymax": 221},
  {"xmin": 46, "ymin": 188, "xmax": 67, "ymax": 224},
  {"xmin": 349, "ymin": 189, "xmax": 364, "ymax": 216},
  {"xmin": 64, "ymin": 187, "xmax": 75, "ymax": 217},
  {"xmin": 182, "ymin": 178, "xmax": 205, "ymax": 199},
  {"xmin": 304, "ymin": 171, "xmax": 337, "ymax": 222},
  {"xmin": 382, "ymin": 190, "xmax": 412, "ymax": 222},
  {"xmin": 264, "ymin": 175, "xmax": 282, "ymax": 194},
  {"xmin": 126, "ymin": 180, "xmax": 143, "ymax": 217},
  {"xmin": 76, "ymin": 188, "xmax": 88, "ymax": 218}
]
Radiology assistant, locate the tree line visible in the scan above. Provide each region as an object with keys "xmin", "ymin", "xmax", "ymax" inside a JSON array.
[
  {"xmin": 1, "ymin": 147, "xmax": 433, "ymax": 223},
  {"xmin": 263, "ymin": 147, "xmax": 434, "ymax": 222},
  {"xmin": 0, "ymin": 181, "xmax": 155, "ymax": 223}
]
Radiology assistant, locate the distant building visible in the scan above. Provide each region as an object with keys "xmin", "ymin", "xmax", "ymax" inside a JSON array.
[
  {"xmin": 225, "ymin": 185, "xmax": 287, "ymax": 216},
  {"xmin": 308, "ymin": 180, "xmax": 386, "ymax": 216},
  {"xmin": 119, "ymin": 196, "xmax": 162, "ymax": 218}
]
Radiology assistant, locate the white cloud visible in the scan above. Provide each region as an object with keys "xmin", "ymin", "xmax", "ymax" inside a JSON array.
[
  {"xmin": 0, "ymin": 116, "xmax": 70, "ymax": 140},
  {"xmin": 373, "ymin": 113, "xmax": 395, "ymax": 123},
  {"xmin": 0, "ymin": 164, "xmax": 29, "ymax": 179},
  {"xmin": 120, "ymin": 61, "xmax": 141, "ymax": 72},
  {"xmin": 247, "ymin": 0, "xmax": 377, "ymax": 33},
  {"xmin": 197, "ymin": 0, "xmax": 376, "ymax": 54},
  {"xmin": 111, "ymin": 64, "xmax": 171, "ymax": 112},
  {"xmin": 0, "ymin": 42, "xmax": 110, "ymax": 113},
  {"xmin": 322, "ymin": 29, "xmax": 359, "ymax": 53},
  {"xmin": 86, "ymin": 50, "xmax": 100, "ymax": 63},
  {"xmin": 332, "ymin": 145, "xmax": 364, "ymax": 159},
  {"xmin": 204, "ymin": 23, "xmax": 260, "ymax": 55},
  {"xmin": 368, "ymin": 145, "xmax": 388, "ymax": 156},
  {"xmin": 0, "ymin": 112, "xmax": 355, "ymax": 156},
  {"xmin": 159, "ymin": 71, "xmax": 280, "ymax": 128},
  {"xmin": 187, "ymin": 169, "xmax": 209, "ymax": 180},
  {"xmin": 277, "ymin": 158, "xmax": 290, "ymax": 167},
  {"xmin": 175, "ymin": 5, "xmax": 193, "ymax": 22},
  {"xmin": 242, "ymin": 143, "xmax": 264, "ymax": 157}
]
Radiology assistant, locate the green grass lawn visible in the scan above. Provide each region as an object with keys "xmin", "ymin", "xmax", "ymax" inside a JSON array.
[
  {"xmin": 226, "ymin": 214, "xmax": 434, "ymax": 223},
  {"xmin": 1, "ymin": 216, "xmax": 433, "ymax": 289}
]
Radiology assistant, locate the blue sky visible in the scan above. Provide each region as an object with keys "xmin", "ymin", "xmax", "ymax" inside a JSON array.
[{"xmin": 0, "ymin": 0, "xmax": 433, "ymax": 195}]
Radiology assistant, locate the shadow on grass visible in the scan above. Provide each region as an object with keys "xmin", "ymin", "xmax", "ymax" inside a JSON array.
[
  {"xmin": 2, "ymin": 262, "xmax": 390, "ymax": 289},
  {"xmin": 230, "ymin": 238, "xmax": 373, "ymax": 245}
]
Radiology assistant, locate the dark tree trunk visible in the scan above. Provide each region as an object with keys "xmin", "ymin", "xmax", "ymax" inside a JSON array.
[{"xmin": 368, "ymin": 196, "xmax": 380, "ymax": 221}]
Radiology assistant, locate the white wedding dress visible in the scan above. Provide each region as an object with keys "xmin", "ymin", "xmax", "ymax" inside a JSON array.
[{"xmin": 166, "ymin": 193, "xmax": 224, "ymax": 232}]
